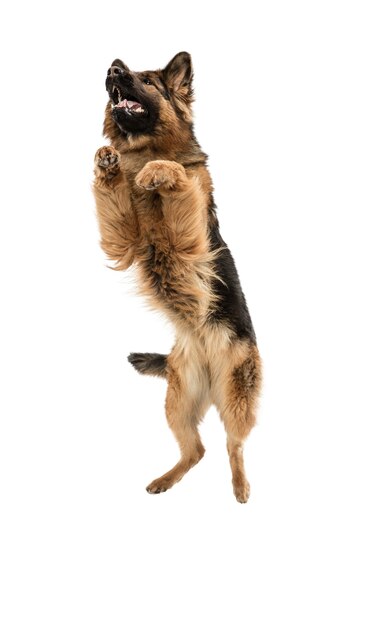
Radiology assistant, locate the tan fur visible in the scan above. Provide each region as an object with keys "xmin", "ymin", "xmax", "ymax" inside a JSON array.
[
  {"xmin": 158, "ymin": 326, "xmax": 261, "ymax": 501},
  {"xmin": 93, "ymin": 61, "xmax": 262, "ymax": 502}
]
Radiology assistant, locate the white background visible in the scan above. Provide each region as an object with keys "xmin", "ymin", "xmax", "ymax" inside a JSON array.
[{"xmin": 1, "ymin": 1, "xmax": 367, "ymax": 624}]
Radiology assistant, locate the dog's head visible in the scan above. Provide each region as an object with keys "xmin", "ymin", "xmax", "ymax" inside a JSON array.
[{"xmin": 103, "ymin": 52, "xmax": 194, "ymax": 149}]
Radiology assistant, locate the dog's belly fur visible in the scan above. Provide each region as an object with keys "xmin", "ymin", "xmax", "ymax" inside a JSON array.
[
  {"xmin": 171, "ymin": 323, "xmax": 236, "ymax": 401},
  {"xmin": 169, "ymin": 322, "xmax": 260, "ymax": 415}
]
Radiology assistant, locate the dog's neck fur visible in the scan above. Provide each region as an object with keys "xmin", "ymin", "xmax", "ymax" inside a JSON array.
[{"xmin": 103, "ymin": 103, "xmax": 207, "ymax": 177}]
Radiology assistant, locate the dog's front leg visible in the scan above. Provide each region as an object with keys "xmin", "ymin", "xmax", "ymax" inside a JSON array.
[
  {"xmin": 93, "ymin": 146, "xmax": 138, "ymax": 270},
  {"xmin": 135, "ymin": 160, "xmax": 209, "ymax": 260}
]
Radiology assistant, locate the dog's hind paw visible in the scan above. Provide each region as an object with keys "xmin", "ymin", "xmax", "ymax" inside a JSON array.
[
  {"xmin": 233, "ymin": 480, "xmax": 250, "ymax": 503},
  {"xmin": 146, "ymin": 477, "xmax": 172, "ymax": 494}
]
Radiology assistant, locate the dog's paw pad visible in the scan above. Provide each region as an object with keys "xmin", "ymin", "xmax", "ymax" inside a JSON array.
[{"xmin": 95, "ymin": 146, "xmax": 120, "ymax": 169}]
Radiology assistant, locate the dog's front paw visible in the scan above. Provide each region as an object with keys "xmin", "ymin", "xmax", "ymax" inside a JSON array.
[
  {"xmin": 135, "ymin": 160, "xmax": 187, "ymax": 192},
  {"xmin": 94, "ymin": 146, "xmax": 121, "ymax": 178}
]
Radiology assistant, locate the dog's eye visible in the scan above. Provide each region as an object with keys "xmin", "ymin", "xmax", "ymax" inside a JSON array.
[{"xmin": 142, "ymin": 77, "xmax": 152, "ymax": 85}]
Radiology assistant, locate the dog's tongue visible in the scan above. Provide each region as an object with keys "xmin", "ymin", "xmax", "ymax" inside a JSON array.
[{"xmin": 116, "ymin": 99, "xmax": 142, "ymax": 110}]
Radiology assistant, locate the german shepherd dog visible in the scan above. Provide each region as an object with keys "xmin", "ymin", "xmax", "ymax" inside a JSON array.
[{"xmin": 93, "ymin": 52, "xmax": 262, "ymax": 502}]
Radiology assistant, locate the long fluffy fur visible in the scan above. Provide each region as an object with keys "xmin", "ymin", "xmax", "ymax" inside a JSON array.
[{"xmin": 93, "ymin": 53, "xmax": 262, "ymax": 502}]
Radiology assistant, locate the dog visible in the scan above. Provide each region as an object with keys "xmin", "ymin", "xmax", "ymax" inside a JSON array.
[{"xmin": 93, "ymin": 52, "xmax": 262, "ymax": 502}]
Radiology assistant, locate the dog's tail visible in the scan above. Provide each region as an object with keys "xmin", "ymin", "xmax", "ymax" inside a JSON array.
[{"xmin": 127, "ymin": 352, "xmax": 167, "ymax": 379}]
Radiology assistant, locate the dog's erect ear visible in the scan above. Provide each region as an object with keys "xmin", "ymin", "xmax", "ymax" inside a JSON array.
[
  {"xmin": 163, "ymin": 52, "xmax": 193, "ymax": 96},
  {"xmin": 111, "ymin": 58, "xmax": 130, "ymax": 72}
]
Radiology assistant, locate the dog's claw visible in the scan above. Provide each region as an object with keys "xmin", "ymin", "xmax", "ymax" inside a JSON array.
[{"xmin": 146, "ymin": 480, "xmax": 169, "ymax": 494}]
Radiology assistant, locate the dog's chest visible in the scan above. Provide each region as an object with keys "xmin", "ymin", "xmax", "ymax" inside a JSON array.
[
  {"xmin": 127, "ymin": 181, "xmax": 210, "ymax": 322},
  {"xmin": 137, "ymin": 239, "xmax": 199, "ymax": 315}
]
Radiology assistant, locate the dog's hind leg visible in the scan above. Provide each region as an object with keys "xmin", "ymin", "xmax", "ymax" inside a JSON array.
[
  {"xmin": 213, "ymin": 342, "xmax": 262, "ymax": 503},
  {"xmin": 146, "ymin": 353, "xmax": 210, "ymax": 494}
]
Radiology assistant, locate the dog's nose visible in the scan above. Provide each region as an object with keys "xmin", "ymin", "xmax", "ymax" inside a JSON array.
[{"xmin": 107, "ymin": 65, "xmax": 124, "ymax": 77}]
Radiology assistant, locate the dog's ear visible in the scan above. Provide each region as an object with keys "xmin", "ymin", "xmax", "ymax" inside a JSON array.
[{"xmin": 163, "ymin": 52, "xmax": 193, "ymax": 97}]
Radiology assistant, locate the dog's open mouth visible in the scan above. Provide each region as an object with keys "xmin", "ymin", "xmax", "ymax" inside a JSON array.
[{"xmin": 110, "ymin": 86, "xmax": 146, "ymax": 115}]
